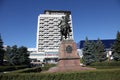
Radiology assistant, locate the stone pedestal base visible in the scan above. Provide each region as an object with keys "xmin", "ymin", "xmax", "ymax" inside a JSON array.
[
  {"xmin": 47, "ymin": 40, "xmax": 95, "ymax": 73},
  {"xmin": 58, "ymin": 40, "xmax": 80, "ymax": 67},
  {"xmin": 47, "ymin": 64, "xmax": 96, "ymax": 72}
]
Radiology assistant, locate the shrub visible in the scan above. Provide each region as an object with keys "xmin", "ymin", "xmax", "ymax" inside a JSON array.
[
  {"xmin": 12, "ymin": 67, "xmax": 42, "ymax": 73},
  {"xmin": 0, "ymin": 69, "xmax": 120, "ymax": 80},
  {"xmin": 89, "ymin": 61, "xmax": 120, "ymax": 69},
  {"xmin": 41, "ymin": 63, "xmax": 56, "ymax": 71},
  {"xmin": 0, "ymin": 65, "xmax": 29, "ymax": 72},
  {"xmin": 90, "ymin": 61, "xmax": 120, "ymax": 66},
  {"xmin": 8, "ymin": 64, "xmax": 56, "ymax": 73}
]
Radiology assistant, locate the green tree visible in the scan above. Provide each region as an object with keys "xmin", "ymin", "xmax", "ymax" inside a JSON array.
[
  {"xmin": 11, "ymin": 45, "xmax": 19, "ymax": 65},
  {"xmin": 82, "ymin": 38, "xmax": 107, "ymax": 65},
  {"xmin": 5, "ymin": 45, "xmax": 21, "ymax": 65},
  {"xmin": 82, "ymin": 37, "xmax": 95, "ymax": 65},
  {"xmin": 0, "ymin": 34, "xmax": 5, "ymax": 65},
  {"xmin": 5, "ymin": 45, "xmax": 30, "ymax": 65},
  {"xmin": 90, "ymin": 41, "xmax": 97, "ymax": 61},
  {"xmin": 18, "ymin": 46, "xmax": 30, "ymax": 65},
  {"xmin": 112, "ymin": 31, "xmax": 120, "ymax": 61},
  {"xmin": 4, "ymin": 46, "xmax": 15, "ymax": 65},
  {"xmin": 95, "ymin": 38, "xmax": 107, "ymax": 62}
]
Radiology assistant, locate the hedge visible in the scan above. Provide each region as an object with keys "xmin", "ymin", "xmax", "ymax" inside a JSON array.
[
  {"xmin": 89, "ymin": 61, "xmax": 120, "ymax": 69},
  {"xmin": 0, "ymin": 65, "xmax": 29, "ymax": 72},
  {"xmin": 90, "ymin": 61, "xmax": 120, "ymax": 66},
  {"xmin": 11, "ymin": 67, "xmax": 41, "ymax": 73},
  {"xmin": 0, "ymin": 69, "xmax": 120, "ymax": 80},
  {"xmin": 9, "ymin": 64, "xmax": 56, "ymax": 73},
  {"xmin": 41, "ymin": 64, "xmax": 56, "ymax": 71}
]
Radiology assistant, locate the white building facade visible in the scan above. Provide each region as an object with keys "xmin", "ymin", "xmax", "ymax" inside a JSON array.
[
  {"xmin": 29, "ymin": 10, "xmax": 74, "ymax": 63},
  {"xmin": 36, "ymin": 10, "xmax": 73, "ymax": 53}
]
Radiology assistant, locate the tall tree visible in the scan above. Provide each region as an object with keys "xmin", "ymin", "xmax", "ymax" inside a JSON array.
[
  {"xmin": 82, "ymin": 37, "xmax": 95, "ymax": 65},
  {"xmin": 112, "ymin": 31, "xmax": 120, "ymax": 61},
  {"xmin": 82, "ymin": 37, "xmax": 107, "ymax": 65},
  {"xmin": 18, "ymin": 46, "xmax": 30, "ymax": 65},
  {"xmin": 4, "ymin": 46, "xmax": 14, "ymax": 65},
  {"xmin": 90, "ymin": 41, "xmax": 97, "ymax": 61},
  {"xmin": 95, "ymin": 38, "xmax": 107, "ymax": 62},
  {"xmin": 11, "ymin": 45, "xmax": 19, "ymax": 65},
  {"xmin": 0, "ymin": 34, "xmax": 5, "ymax": 65},
  {"xmin": 5, "ymin": 45, "xmax": 30, "ymax": 65}
]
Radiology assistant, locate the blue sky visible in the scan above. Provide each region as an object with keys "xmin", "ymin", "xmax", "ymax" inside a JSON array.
[{"xmin": 0, "ymin": 0, "xmax": 120, "ymax": 48}]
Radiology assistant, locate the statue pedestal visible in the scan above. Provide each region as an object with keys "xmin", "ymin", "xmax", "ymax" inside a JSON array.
[
  {"xmin": 47, "ymin": 40, "xmax": 95, "ymax": 73},
  {"xmin": 58, "ymin": 40, "xmax": 80, "ymax": 67}
]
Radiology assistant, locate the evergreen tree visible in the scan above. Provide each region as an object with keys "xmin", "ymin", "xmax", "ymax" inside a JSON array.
[
  {"xmin": 82, "ymin": 37, "xmax": 107, "ymax": 65},
  {"xmin": 90, "ymin": 41, "xmax": 97, "ymax": 61},
  {"xmin": 82, "ymin": 37, "xmax": 95, "ymax": 65},
  {"xmin": 112, "ymin": 31, "xmax": 120, "ymax": 61},
  {"xmin": 0, "ymin": 34, "xmax": 5, "ymax": 65},
  {"xmin": 95, "ymin": 38, "xmax": 107, "ymax": 62}
]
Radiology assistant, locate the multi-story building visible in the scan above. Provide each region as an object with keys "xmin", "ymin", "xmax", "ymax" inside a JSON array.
[
  {"xmin": 29, "ymin": 10, "xmax": 74, "ymax": 63},
  {"xmin": 36, "ymin": 10, "xmax": 73, "ymax": 53}
]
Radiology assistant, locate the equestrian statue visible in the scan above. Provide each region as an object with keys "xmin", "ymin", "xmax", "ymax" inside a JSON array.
[{"xmin": 58, "ymin": 14, "xmax": 72, "ymax": 41}]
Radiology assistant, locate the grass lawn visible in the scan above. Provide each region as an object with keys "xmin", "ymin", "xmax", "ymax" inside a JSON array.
[{"xmin": 0, "ymin": 62, "xmax": 120, "ymax": 80}]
